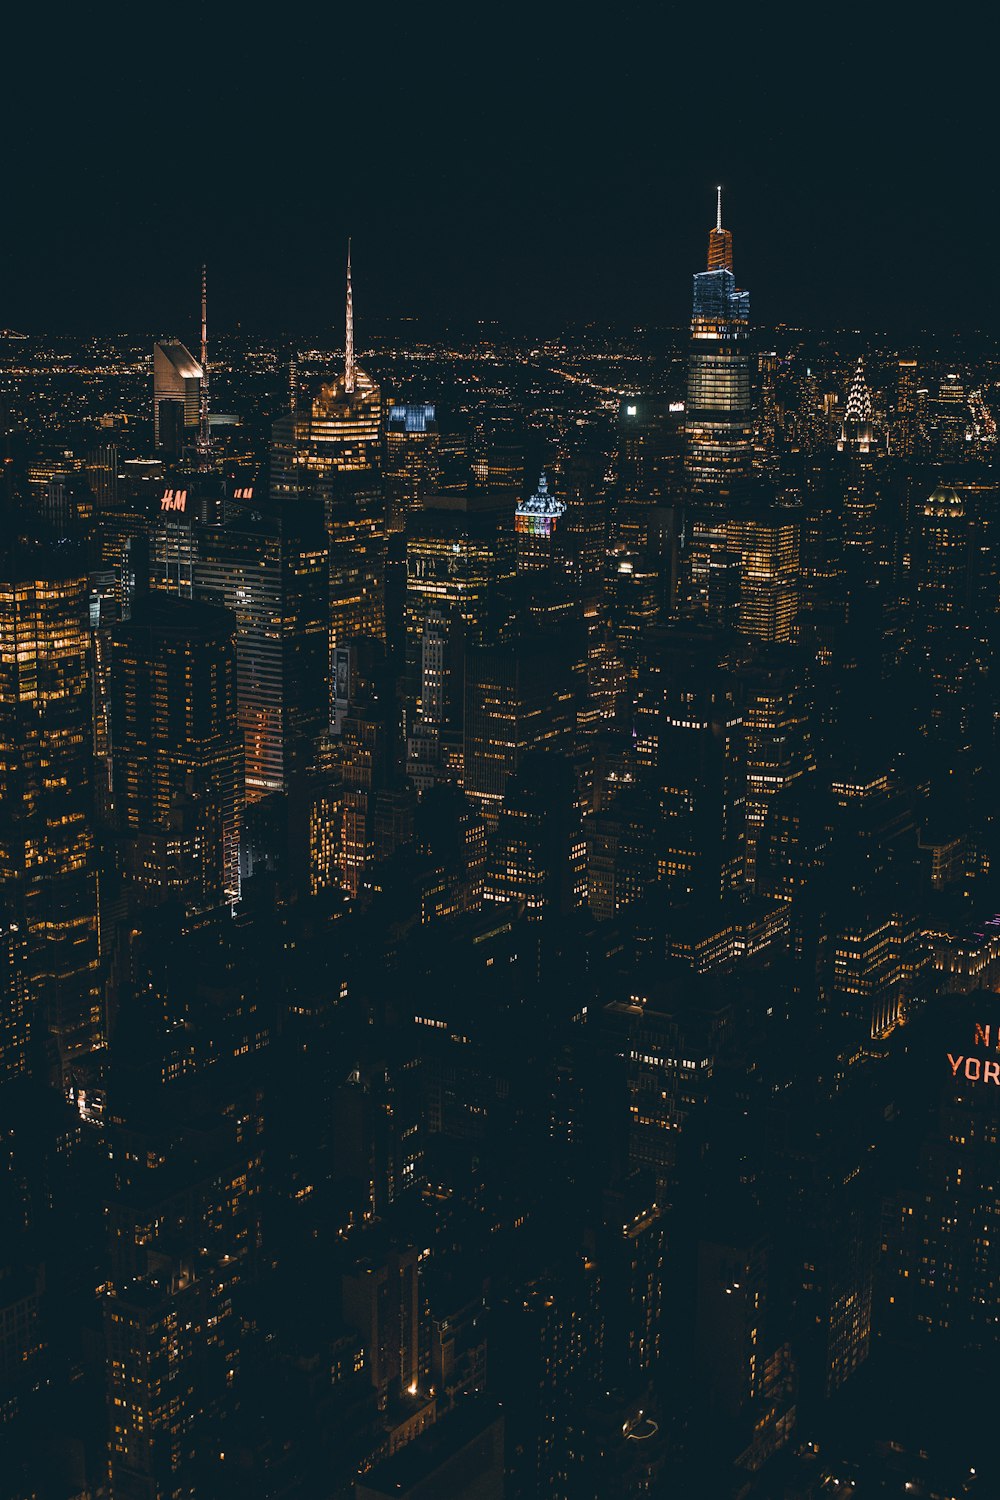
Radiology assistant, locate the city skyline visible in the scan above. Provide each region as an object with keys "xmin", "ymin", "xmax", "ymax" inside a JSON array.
[{"xmin": 3, "ymin": 25, "xmax": 1000, "ymax": 1498}]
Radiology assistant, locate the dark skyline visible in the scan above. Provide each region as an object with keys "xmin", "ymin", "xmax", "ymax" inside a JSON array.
[{"xmin": 2, "ymin": 11, "xmax": 994, "ymax": 334}]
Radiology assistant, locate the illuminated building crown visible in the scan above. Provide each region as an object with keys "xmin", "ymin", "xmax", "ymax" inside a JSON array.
[
  {"xmin": 707, "ymin": 185, "xmax": 734, "ymax": 273},
  {"xmin": 838, "ymin": 358, "xmax": 878, "ymax": 453},
  {"xmin": 516, "ymin": 472, "xmax": 566, "ymax": 537}
]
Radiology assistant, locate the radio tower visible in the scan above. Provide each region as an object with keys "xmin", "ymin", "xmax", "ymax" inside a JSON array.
[
  {"xmin": 344, "ymin": 239, "xmax": 356, "ymax": 394},
  {"xmin": 197, "ymin": 263, "xmax": 211, "ymax": 468}
]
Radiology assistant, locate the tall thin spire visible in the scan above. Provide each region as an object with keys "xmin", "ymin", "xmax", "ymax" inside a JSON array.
[
  {"xmin": 344, "ymin": 239, "xmax": 355, "ymax": 394},
  {"xmin": 197, "ymin": 263, "xmax": 211, "ymax": 466},
  {"xmin": 707, "ymin": 187, "xmax": 733, "ymax": 273}
]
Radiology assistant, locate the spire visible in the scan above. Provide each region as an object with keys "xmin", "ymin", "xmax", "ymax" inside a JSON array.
[
  {"xmin": 838, "ymin": 357, "xmax": 877, "ymax": 453},
  {"xmin": 707, "ymin": 187, "xmax": 733, "ymax": 273},
  {"xmin": 844, "ymin": 357, "xmax": 874, "ymax": 424},
  {"xmin": 197, "ymin": 263, "xmax": 211, "ymax": 467},
  {"xmin": 344, "ymin": 239, "xmax": 356, "ymax": 394}
]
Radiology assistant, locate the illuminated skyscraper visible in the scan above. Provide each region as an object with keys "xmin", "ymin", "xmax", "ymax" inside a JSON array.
[
  {"xmin": 837, "ymin": 358, "xmax": 877, "ymax": 454},
  {"xmin": 196, "ymin": 502, "xmax": 330, "ymax": 799},
  {"xmin": 685, "ymin": 190, "xmax": 753, "ymax": 499},
  {"xmin": 895, "ymin": 357, "xmax": 919, "ymax": 458},
  {"xmin": 0, "ymin": 544, "xmax": 102, "ymax": 1072},
  {"xmin": 727, "ymin": 510, "xmax": 801, "ymax": 643},
  {"xmin": 515, "ymin": 472, "xmax": 566, "ymax": 574},
  {"xmin": 385, "ymin": 402, "xmax": 440, "ymax": 533},
  {"xmin": 463, "ymin": 638, "xmax": 577, "ymax": 826},
  {"xmin": 111, "ymin": 596, "xmax": 244, "ymax": 910},
  {"xmin": 684, "ymin": 191, "xmax": 754, "ymax": 617},
  {"xmin": 270, "ymin": 245, "xmax": 386, "ymax": 658},
  {"xmin": 633, "ymin": 626, "xmax": 746, "ymax": 903},
  {"xmin": 152, "ymin": 339, "xmax": 203, "ymax": 456}
]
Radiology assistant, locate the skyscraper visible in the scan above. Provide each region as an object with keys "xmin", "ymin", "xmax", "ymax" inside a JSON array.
[
  {"xmin": 0, "ymin": 542, "xmax": 103, "ymax": 1071},
  {"xmin": 111, "ymin": 595, "xmax": 245, "ymax": 910},
  {"xmin": 152, "ymin": 340, "xmax": 203, "ymax": 456},
  {"xmin": 270, "ymin": 245, "xmax": 386, "ymax": 659},
  {"xmin": 196, "ymin": 502, "xmax": 330, "ymax": 799},
  {"xmin": 685, "ymin": 189, "xmax": 753, "ymax": 499},
  {"xmin": 684, "ymin": 191, "xmax": 754, "ymax": 617},
  {"xmin": 837, "ymin": 358, "xmax": 878, "ymax": 454}
]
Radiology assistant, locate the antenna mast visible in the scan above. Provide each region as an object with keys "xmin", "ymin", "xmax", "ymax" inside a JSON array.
[{"xmin": 198, "ymin": 263, "xmax": 211, "ymax": 468}]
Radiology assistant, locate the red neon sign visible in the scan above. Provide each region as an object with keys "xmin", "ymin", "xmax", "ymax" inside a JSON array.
[
  {"xmin": 160, "ymin": 488, "xmax": 188, "ymax": 513},
  {"xmin": 947, "ymin": 1021, "xmax": 1000, "ymax": 1085}
]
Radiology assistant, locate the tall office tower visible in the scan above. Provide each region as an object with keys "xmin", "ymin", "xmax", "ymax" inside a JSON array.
[
  {"xmin": 484, "ymin": 751, "xmax": 586, "ymax": 920},
  {"xmin": 196, "ymin": 503, "xmax": 330, "ymax": 800},
  {"xmin": 915, "ymin": 482, "xmax": 971, "ymax": 620},
  {"xmin": 515, "ymin": 472, "xmax": 566, "ymax": 574},
  {"xmin": 111, "ymin": 596, "xmax": 244, "ymax": 911},
  {"xmin": 470, "ymin": 412, "xmax": 525, "ymax": 495},
  {"xmin": 404, "ymin": 492, "xmax": 515, "ymax": 658},
  {"xmin": 0, "ymin": 545, "xmax": 102, "ymax": 1071},
  {"xmin": 102, "ymin": 937, "xmax": 267, "ymax": 1500},
  {"xmin": 271, "ymin": 246, "xmax": 386, "ymax": 656},
  {"xmin": 85, "ymin": 443, "xmax": 119, "ymax": 512},
  {"xmin": 756, "ymin": 351, "xmax": 780, "ymax": 466},
  {"xmin": 0, "ymin": 912, "xmax": 30, "ymax": 1083},
  {"xmin": 152, "ymin": 339, "xmax": 203, "ymax": 455},
  {"xmin": 90, "ymin": 568, "xmax": 119, "ymax": 824},
  {"xmin": 462, "ymin": 637, "xmax": 577, "ymax": 827},
  {"xmin": 884, "ymin": 1001, "xmax": 1000, "ymax": 1369},
  {"xmin": 727, "ymin": 510, "xmax": 801, "ymax": 642},
  {"xmin": 685, "ymin": 190, "xmax": 753, "ymax": 497},
  {"xmin": 836, "ymin": 358, "xmax": 877, "ymax": 453},
  {"xmin": 633, "ymin": 627, "xmax": 747, "ymax": 904},
  {"xmin": 895, "ymin": 357, "xmax": 919, "ymax": 457},
  {"xmin": 736, "ymin": 648, "xmax": 815, "ymax": 885},
  {"xmin": 684, "ymin": 191, "xmax": 754, "ymax": 615},
  {"xmin": 330, "ymin": 640, "xmax": 395, "ymax": 897},
  {"xmin": 613, "ymin": 397, "xmax": 684, "ymax": 551},
  {"xmin": 557, "ymin": 447, "xmax": 607, "ymax": 589},
  {"xmin": 385, "ymin": 402, "xmax": 440, "ymax": 533},
  {"xmin": 342, "ymin": 1243, "xmax": 423, "ymax": 1414},
  {"xmin": 406, "ymin": 608, "xmax": 463, "ymax": 790}
]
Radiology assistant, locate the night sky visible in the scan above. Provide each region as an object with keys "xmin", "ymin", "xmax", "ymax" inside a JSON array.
[{"xmin": 3, "ymin": 7, "xmax": 992, "ymax": 336}]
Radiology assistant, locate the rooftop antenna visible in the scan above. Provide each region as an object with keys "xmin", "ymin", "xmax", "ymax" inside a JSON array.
[
  {"xmin": 198, "ymin": 263, "xmax": 211, "ymax": 467},
  {"xmin": 716, "ymin": 185, "xmax": 723, "ymax": 232},
  {"xmin": 344, "ymin": 239, "xmax": 356, "ymax": 394}
]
